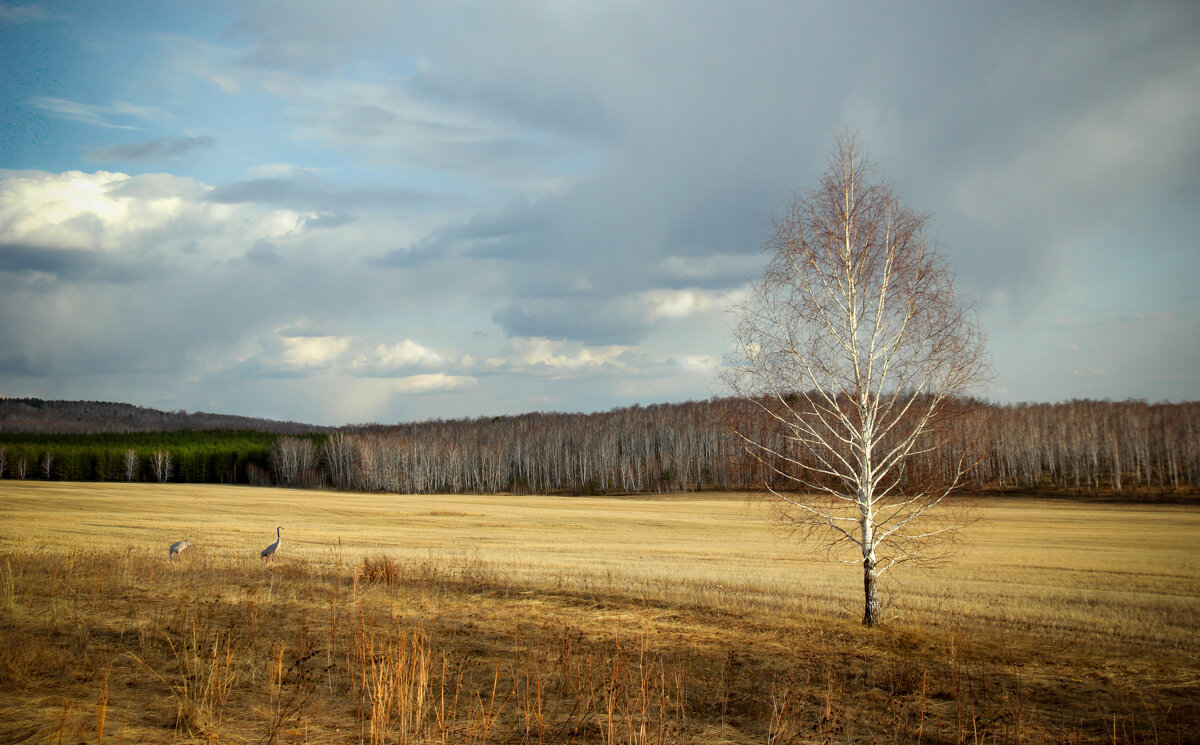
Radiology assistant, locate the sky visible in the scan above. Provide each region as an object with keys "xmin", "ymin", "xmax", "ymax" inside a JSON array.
[{"xmin": 1, "ymin": 1, "xmax": 1198, "ymax": 426}]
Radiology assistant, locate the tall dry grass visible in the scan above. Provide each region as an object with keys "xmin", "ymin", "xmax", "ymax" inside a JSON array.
[{"xmin": 0, "ymin": 481, "xmax": 1197, "ymax": 743}]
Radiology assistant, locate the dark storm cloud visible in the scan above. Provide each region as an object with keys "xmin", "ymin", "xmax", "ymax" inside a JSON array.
[
  {"xmin": 0, "ymin": 243, "xmax": 159, "ymax": 283},
  {"xmin": 0, "ymin": 243, "xmax": 95, "ymax": 278}
]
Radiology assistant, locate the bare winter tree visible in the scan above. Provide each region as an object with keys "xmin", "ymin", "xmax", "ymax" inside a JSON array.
[
  {"xmin": 272, "ymin": 436, "xmax": 318, "ymax": 487},
  {"xmin": 149, "ymin": 449, "xmax": 172, "ymax": 483},
  {"xmin": 322, "ymin": 432, "xmax": 356, "ymax": 490},
  {"xmin": 724, "ymin": 132, "xmax": 989, "ymax": 627},
  {"xmin": 122, "ymin": 449, "xmax": 138, "ymax": 482}
]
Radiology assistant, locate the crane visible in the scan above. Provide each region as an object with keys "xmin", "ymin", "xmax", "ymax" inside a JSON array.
[{"xmin": 261, "ymin": 525, "xmax": 283, "ymax": 560}]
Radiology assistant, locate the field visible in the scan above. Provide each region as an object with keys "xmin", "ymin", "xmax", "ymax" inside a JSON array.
[{"xmin": 0, "ymin": 482, "xmax": 1197, "ymax": 744}]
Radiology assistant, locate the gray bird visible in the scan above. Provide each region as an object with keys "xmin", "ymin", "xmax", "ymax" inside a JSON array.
[
  {"xmin": 260, "ymin": 525, "xmax": 283, "ymax": 560},
  {"xmin": 169, "ymin": 539, "xmax": 191, "ymax": 560}
]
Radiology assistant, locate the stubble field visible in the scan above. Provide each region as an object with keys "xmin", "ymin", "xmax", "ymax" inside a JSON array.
[{"xmin": 0, "ymin": 481, "xmax": 1197, "ymax": 744}]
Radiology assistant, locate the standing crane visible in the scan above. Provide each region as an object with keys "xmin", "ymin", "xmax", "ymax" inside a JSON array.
[
  {"xmin": 169, "ymin": 539, "xmax": 191, "ymax": 561},
  {"xmin": 261, "ymin": 526, "xmax": 283, "ymax": 561}
]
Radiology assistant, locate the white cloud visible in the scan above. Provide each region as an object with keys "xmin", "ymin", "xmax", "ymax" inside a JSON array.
[
  {"xmin": 639, "ymin": 288, "xmax": 728, "ymax": 323},
  {"xmin": 351, "ymin": 338, "xmax": 473, "ymax": 375},
  {"xmin": 485, "ymin": 337, "xmax": 635, "ymax": 376},
  {"xmin": 374, "ymin": 339, "xmax": 443, "ymax": 369},
  {"xmin": 668, "ymin": 355, "xmax": 720, "ymax": 372},
  {"xmin": 0, "ymin": 169, "xmax": 304, "ymax": 261},
  {"xmin": 392, "ymin": 373, "xmax": 477, "ymax": 394},
  {"xmin": 279, "ymin": 335, "xmax": 350, "ymax": 369},
  {"xmin": 29, "ymin": 97, "xmax": 174, "ymax": 130}
]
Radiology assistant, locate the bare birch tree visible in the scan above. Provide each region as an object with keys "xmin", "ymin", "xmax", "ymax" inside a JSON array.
[
  {"xmin": 149, "ymin": 449, "xmax": 172, "ymax": 483},
  {"xmin": 723, "ymin": 132, "xmax": 989, "ymax": 627},
  {"xmin": 273, "ymin": 436, "xmax": 321, "ymax": 487},
  {"xmin": 122, "ymin": 449, "xmax": 138, "ymax": 482}
]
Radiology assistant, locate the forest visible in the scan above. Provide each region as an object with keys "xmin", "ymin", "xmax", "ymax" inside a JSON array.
[
  {"xmin": 0, "ymin": 430, "xmax": 285, "ymax": 484},
  {"xmin": 0, "ymin": 397, "xmax": 323, "ymax": 435},
  {"xmin": 0, "ymin": 396, "xmax": 1196, "ymax": 497}
]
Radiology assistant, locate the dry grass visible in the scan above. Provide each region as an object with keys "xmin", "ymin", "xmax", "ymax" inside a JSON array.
[{"xmin": 0, "ymin": 481, "xmax": 1197, "ymax": 744}]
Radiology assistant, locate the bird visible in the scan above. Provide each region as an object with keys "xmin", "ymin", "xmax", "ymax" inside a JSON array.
[
  {"xmin": 169, "ymin": 539, "xmax": 191, "ymax": 561},
  {"xmin": 261, "ymin": 526, "xmax": 283, "ymax": 561}
]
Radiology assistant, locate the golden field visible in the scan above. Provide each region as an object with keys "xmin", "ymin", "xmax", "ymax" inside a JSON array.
[{"xmin": 0, "ymin": 481, "xmax": 1197, "ymax": 744}]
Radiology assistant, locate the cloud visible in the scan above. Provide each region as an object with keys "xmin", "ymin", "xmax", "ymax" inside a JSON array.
[
  {"xmin": 203, "ymin": 325, "xmax": 488, "ymax": 391},
  {"xmin": 0, "ymin": 242, "xmax": 159, "ymax": 282},
  {"xmin": 29, "ymin": 97, "xmax": 173, "ymax": 130},
  {"xmin": 640, "ymin": 289, "xmax": 724, "ymax": 323},
  {"xmin": 668, "ymin": 354, "xmax": 720, "ymax": 373},
  {"xmin": 0, "ymin": 169, "xmax": 304, "ymax": 259},
  {"xmin": 84, "ymin": 137, "xmax": 215, "ymax": 163},
  {"xmin": 493, "ymin": 288, "xmax": 738, "ymax": 346},
  {"xmin": 243, "ymin": 241, "xmax": 282, "ymax": 264},
  {"xmin": 207, "ymin": 175, "xmax": 433, "ymax": 213},
  {"xmin": 492, "ymin": 303, "xmax": 639, "ymax": 346},
  {"xmin": 4, "ymin": 2, "xmax": 1200, "ymax": 422},
  {"xmin": 224, "ymin": 65, "xmax": 578, "ymax": 191},
  {"xmin": 364, "ymin": 244, "xmax": 442, "ymax": 268},
  {"xmin": 279, "ymin": 335, "xmax": 350, "ymax": 370},
  {"xmin": 484, "ymin": 338, "xmax": 636, "ymax": 377},
  {"xmin": 0, "ymin": 242, "xmax": 94, "ymax": 278},
  {"xmin": 352, "ymin": 339, "xmax": 473, "ymax": 376},
  {"xmin": 658, "ymin": 254, "xmax": 763, "ymax": 290},
  {"xmin": 392, "ymin": 373, "xmax": 476, "ymax": 394},
  {"xmin": 925, "ymin": 3, "xmax": 1200, "ymax": 309},
  {"xmin": 229, "ymin": 0, "xmax": 402, "ymax": 74}
]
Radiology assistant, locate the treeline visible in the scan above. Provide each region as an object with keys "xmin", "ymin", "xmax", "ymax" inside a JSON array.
[
  {"xmin": 0, "ymin": 397, "xmax": 323, "ymax": 434},
  {"xmin": 0, "ymin": 431, "xmax": 288, "ymax": 484},
  {"xmin": 1, "ymin": 398, "xmax": 1197, "ymax": 497},
  {"xmin": 284, "ymin": 398, "xmax": 1199, "ymax": 497},
  {"xmin": 972, "ymin": 399, "xmax": 1200, "ymax": 494}
]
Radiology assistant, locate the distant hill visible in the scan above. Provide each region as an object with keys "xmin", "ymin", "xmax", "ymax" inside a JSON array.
[{"xmin": 0, "ymin": 398, "xmax": 325, "ymax": 434}]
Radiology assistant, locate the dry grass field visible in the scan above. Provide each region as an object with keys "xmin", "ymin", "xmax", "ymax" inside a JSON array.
[{"xmin": 0, "ymin": 481, "xmax": 1197, "ymax": 744}]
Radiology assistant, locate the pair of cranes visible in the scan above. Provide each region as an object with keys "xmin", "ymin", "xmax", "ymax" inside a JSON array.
[{"xmin": 168, "ymin": 525, "xmax": 284, "ymax": 562}]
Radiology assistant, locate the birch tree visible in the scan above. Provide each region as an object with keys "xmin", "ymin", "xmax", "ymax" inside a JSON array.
[
  {"xmin": 122, "ymin": 449, "xmax": 138, "ymax": 482},
  {"xmin": 724, "ymin": 133, "xmax": 989, "ymax": 627},
  {"xmin": 149, "ymin": 449, "xmax": 172, "ymax": 483}
]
